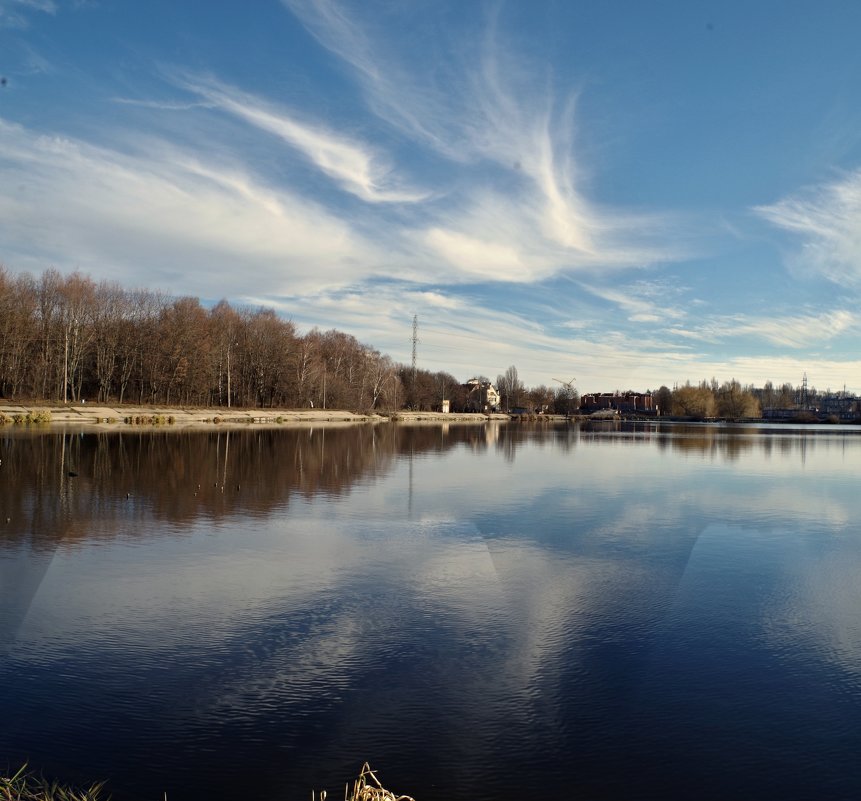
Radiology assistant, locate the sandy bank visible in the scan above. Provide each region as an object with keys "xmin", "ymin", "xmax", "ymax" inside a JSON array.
[{"xmin": 0, "ymin": 403, "xmax": 513, "ymax": 430}]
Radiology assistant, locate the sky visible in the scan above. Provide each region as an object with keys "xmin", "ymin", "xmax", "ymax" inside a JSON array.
[{"xmin": 3, "ymin": 1, "xmax": 861, "ymax": 394}]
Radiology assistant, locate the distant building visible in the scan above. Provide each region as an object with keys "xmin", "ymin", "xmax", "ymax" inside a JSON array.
[
  {"xmin": 819, "ymin": 394, "xmax": 860, "ymax": 420},
  {"xmin": 762, "ymin": 393, "xmax": 860, "ymax": 421},
  {"xmin": 761, "ymin": 408, "xmax": 800, "ymax": 420},
  {"xmin": 464, "ymin": 379, "xmax": 500, "ymax": 412},
  {"xmin": 580, "ymin": 391, "xmax": 655, "ymax": 415}
]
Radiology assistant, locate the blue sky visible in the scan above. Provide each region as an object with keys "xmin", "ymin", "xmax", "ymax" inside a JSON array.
[{"xmin": 3, "ymin": 1, "xmax": 861, "ymax": 393}]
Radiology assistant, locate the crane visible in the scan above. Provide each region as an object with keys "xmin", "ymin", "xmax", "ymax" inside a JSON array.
[{"xmin": 553, "ymin": 377, "xmax": 577, "ymax": 416}]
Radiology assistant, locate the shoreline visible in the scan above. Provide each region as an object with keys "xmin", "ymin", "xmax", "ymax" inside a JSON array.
[
  {"xmin": 2, "ymin": 403, "xmax": 854, "ymax": 430},
  {"xmin": 0, "ymin": 402, "xmax": 514, "ymax": 430}
]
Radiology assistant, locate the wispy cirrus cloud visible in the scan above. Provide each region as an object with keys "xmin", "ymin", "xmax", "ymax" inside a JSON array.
[
  {"xmin": 170, "ymin": 73, "xmax": 429, "ymax": 204},
  {"xmin": 578, "ymin": 279, "xmax": 689, "ymax": 323},
  {"xmin": 423, "ymin": 227, "xmax": 524, "ymax": 278},
  {"xmin": 282, "ymin": 0, "xmax": 686, "ymax": 274},
  {"xmin": 734, "ymin": 309, "xmax": 856, "ymax": 347},
  {"xmin": 755, "ymin": 169, "xmax": 861, "ymax": 285},
  {"xmin": 281, "ymin": 0, "xmax": 448, "ymax": 152},
  {"xmin": 0, "ymin": 118, "xmax": 388, "ymax": 293},
  {"xmin": 112, "ymin": 97, "xmax": 215, "ymax": 112},
  {"xmin": 0, "ymin": 0, "xmax": 55, "ymax": 29},
  {"xmin": 668, "ymin": 309, "xmax": 857, "ymax": 348}
]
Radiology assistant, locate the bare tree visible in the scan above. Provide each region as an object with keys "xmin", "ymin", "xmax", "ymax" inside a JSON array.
[
  {"xmin": 496, "ymin": 365, "xmax": 523, "ymax": 411},
  {"xmin": 0, "ymin": 268, "xmax": 36, "ymax": 398},
  {"xmin": 716, "ymin": 379, "xmax": 760, "ymax": 420}
]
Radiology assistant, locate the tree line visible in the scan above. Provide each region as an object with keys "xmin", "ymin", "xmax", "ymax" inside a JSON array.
[
  {"xmin": 0, "ymin": 267, "xmax": 842, "ymax": 418},
  {"xmin": 0, "ymin": 268, "xmax": 408, "ymax": 410},
  {"xmin": 653, "ymin": 381, "xmax": 761, "ymax": 420},
  {"xmin": 653, "ymin": 378, "xmax": 848, "ymax": 421}
]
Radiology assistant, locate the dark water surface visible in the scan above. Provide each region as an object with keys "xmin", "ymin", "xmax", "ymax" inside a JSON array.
[{"xmin": 2, "ymin": 422, "xmax": 861, "ymax": 800}]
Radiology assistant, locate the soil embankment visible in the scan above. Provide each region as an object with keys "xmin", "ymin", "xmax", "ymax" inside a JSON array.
[{"xmin": 0, "ymin": 403, "xmax": 509, "ymax": 429}]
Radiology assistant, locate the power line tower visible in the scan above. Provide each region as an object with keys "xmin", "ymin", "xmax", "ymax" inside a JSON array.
[
  {"xmin": 799, "ymin": 372, "xmax": 809, "ymax": 409},
  {"xmin": 411, "ymin": 314, "xmax": 418, "ymax": 383},
  {"xmin": 410, "ymin": 314, "xmax": 419, "ymax": 406}
]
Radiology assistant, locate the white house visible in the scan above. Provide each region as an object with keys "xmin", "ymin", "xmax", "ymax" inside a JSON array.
[{"xmin": 464, "ymin": 378, "xmax": 500, "ymax": 412}]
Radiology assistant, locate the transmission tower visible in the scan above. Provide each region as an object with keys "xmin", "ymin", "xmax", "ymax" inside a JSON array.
[
  {"xmin": 411, "ymin": 315, "xmax": 419, "ymax": 404},
  {"xmin": 411, "ymin": 315, "xmax": 418, "ymax": 379}
]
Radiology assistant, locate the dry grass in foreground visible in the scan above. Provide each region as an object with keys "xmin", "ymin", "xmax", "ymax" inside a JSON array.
[
  {"xmin": 314, "ymin": 763, "xmax": 415, "ymax": 801},
  {"xmin": 3, "ymin": 763, "xmax": 412, "ymax": 801},
  {"xmin": 0, "ymin": 766, "xmax": 104, "ymax": 801}
]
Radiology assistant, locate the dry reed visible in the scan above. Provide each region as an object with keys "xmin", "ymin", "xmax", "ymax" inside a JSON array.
[
  {"xmin": 313, "ymin": 763, "xmax": 415, "ymax": 801},
  {"xmin": 3, "ymin": 761, "xmax": 412, "ymax": 801},
  {"xmin": 0, "ymin": 766, "xmax": 105, "ymax": 801}
]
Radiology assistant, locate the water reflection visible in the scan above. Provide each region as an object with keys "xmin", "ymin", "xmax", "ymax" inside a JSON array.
[
  {"xmin": 3, "ymin": 422, "xmax": 855, "ymax": 547},
  {"xmin": 2, "ymin": 422, "xmax": 861, "ymax": 800},
  {"xmin": 1, "ymin": 425, "xmax": 496, "ymax": 543}
]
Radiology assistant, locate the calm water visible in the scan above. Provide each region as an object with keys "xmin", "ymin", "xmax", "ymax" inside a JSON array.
[{"xmin": 2, "ymin": 422, "xmax": 861, "ymax": 800}]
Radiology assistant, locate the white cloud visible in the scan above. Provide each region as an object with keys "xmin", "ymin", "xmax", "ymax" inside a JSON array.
[
  {"xmin": 0, "ymin": 118, "xmax": 388, "ymax": 294},
  {"xmin": 668, "ymin": 309, "xmax": 857, "ymax": 349},
  {"xmin": 173, "ymin": 74, "xmax": 429, "ymax": 204},
  {"xmin": 282, "ymin": 0, "xmax": 685, "ymax": 272},
  {"xmin": 755, "ymin": 169, "xmax": 861, "ymax": 285},
  {"xmin": 424, "ymin": 227, "xmax": 524, "ymax": 277},
  {"xmin": 735, "ymin": 309, "xmax": 856, "ymax": 347},
  {"xmin": 1, "ymin": 0, "xmax": 693, "ymax": 338}
]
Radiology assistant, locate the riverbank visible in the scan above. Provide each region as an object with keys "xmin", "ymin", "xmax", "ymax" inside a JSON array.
[
  {"xmin": 1, "ymin": 763, "xmax": 409, "ymax": 801},
  {"xmin": 0, "ymin": 767, "xmax": 104, "ymax": 801},
  {"xmin": 0, "ymin": 402, "xmax": 514, "ymax": 429}
]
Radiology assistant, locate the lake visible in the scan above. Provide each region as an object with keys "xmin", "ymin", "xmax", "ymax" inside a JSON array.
[{"xmin": 2, "ymin": 421, "xmax": 861, "ymax": 800}]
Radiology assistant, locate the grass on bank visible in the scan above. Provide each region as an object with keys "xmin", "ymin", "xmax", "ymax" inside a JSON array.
[
  {"xmin": 0, "ymin": 766, "xmax": 105, "ymax": 801},
  {"xmin": 0, "ymin": 410, "xmax": 52, "ymax": 425},
  {"xmin": 3, "ymin": 763, "xmax": 412, "ymax": 801}
]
